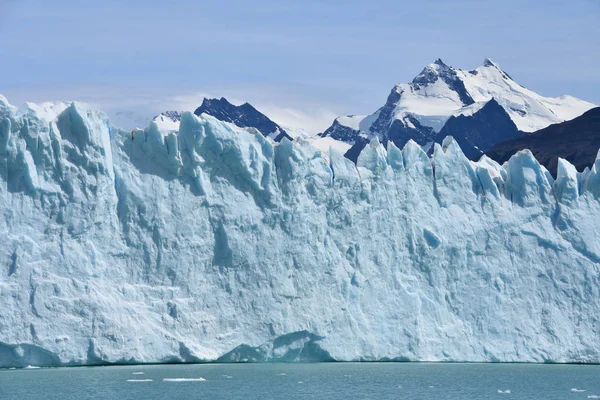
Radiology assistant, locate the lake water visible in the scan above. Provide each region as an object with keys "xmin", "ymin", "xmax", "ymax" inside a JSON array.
[{"xmin": 0, "ymin": 362, "xmax": 599, "ymax": 399}]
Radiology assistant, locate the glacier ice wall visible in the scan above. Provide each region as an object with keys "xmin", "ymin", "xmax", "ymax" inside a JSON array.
[{"xmin": 1, "ymin": 96, "xmax": 600, "ymax": 367}]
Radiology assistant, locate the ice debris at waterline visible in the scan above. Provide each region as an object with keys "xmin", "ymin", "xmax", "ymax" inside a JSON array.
[
  {"xmin": 163, "ymin": 378, "xmax": 206, "ymax": 382},
  {"xmin": 0, "ymin": 95, "xmax": 599, "ymax": 368}
]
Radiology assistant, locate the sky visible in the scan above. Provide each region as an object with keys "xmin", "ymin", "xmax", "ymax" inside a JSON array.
[{"xmin": 1, "ymin": 0, "xmax": 599, "ymax": 133}]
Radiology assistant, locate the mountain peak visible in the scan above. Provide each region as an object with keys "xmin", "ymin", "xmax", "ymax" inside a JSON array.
[
  {"xmin": 194, "ymin": 97, "xmax": 291, "ymax": 142},
  {"xmin": 411, "ymin": 59, "xmax": 474, "ymax": 106},
  {"xmin": 483, "ymin": 58, "xmax": 500, "ymax": 69},
  {"xmin": 198, "ymin": 97, "xmax": 228, "ymax": 108},
  {"xmin": 412, "ymin": 58, "xmax": 455, "ymax": 86},
  {"xmin": 320, "ymin": 56, "xmax": 596, "ymax": 164},
  {"xmin": 481, "ymin": 58, "xmax": 515, "ymax": 81},
  {"xmin": 434, "ymin": 58, "xmax": 447, "ymax": 67},
  {"xmin": 426, "ymin": 58, "xmax": 452, "ymax": 73}
]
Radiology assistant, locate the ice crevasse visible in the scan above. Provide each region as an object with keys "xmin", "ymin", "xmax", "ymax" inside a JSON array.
[{"xmin": 0, "ymin": 95, "xmax": 599, "ymax": 368}]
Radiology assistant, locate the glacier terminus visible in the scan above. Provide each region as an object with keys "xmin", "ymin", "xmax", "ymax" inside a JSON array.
[{"xmin": 0, "ymin": 94, "xmax": 599, "ymax": 368}]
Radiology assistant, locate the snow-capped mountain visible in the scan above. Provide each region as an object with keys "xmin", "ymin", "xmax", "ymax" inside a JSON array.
[
  {"xmin": 141, "ymin": 97, "xmax": 295, "ymax": 142},
  {"xmin": 1, "ymin": 95, "xmax": 600, "ymax": 367},
  {"xmin": 116, "ymin": 98, "xmax": 296, "ymax": 144},
  {"xmin": 321, "ymin": 58, "xmax": 596, "ymax": 161},
  {"xmin": 152, "ymin": 110, "xmax": 182, "ymax": 133},
  {"xmin": 194, "ymin": 97, "xmax": 292, "ymax": 142}
]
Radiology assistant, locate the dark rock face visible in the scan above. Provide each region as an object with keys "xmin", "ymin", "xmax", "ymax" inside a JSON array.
[
  {"xmin": 386, "ymin": 115, "xmax": 436, "ymax": 148},
  {"xmin": 341, "ymin": 86, "xmax": 437, "ymax": 163},
  {"xmin": 486, "ymin": 107, "xmax": 600, "ymax": 176},
  {"xmin": 434, "ymin": 98, "xmax": 523, "ymax": 159},
  {"xmin": 369, "ymin": 87, "xmax": 402, "ymax": 137},
  {"xmin": 343, "ymin": 136, "xmax": 370, "ymax": 163},
  {"xmin": 368, "ymin": 87, "xmax": 436, "ymax": 146},
  {"xmin": 320, "ymin": 119, "xmax": 361, "ymax": 142},
  {"xmin": 194, "ymin": 98, "xmax": 291, "ymax": 142}
]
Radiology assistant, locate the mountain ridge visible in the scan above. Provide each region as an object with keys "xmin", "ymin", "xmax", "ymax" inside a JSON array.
[
  {"xmin": 486, "ymin": 107, "xmax": 600, "ymax": 176},
  {"xmin": 319, "ymin": 58, "xmax": 595, "ymax": 162},
  {"xmin": 194, "ymin": 97, "xmax": 292, "ymax": 142}
]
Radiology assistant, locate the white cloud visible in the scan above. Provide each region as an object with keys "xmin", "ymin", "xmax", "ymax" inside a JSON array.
[
  {"xmin": 254, "ymin": 104, "xmax": 337, "ymax": 135},
  {"xmin": 3, "ymin": 84, "xmax": 352, "ymax": 134},
  {"xmin": 2, "ymin": 84, "xmax": 342, "ymax": 135}
]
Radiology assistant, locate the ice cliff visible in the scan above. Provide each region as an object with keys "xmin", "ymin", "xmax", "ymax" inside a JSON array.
[{"xmin": 1, "ymin": 95, "xmax": 599, "ymax": 367}]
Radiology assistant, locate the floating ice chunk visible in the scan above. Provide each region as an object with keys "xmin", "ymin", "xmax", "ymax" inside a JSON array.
[
  {"xmin": 587, "ymin": 395, "xmax": 600, "ymax": 399},
  {"xmin": 127, "ymin": 379, "xmax": 153, "ymax": 382},
  {"xmin": 571, "ymin": 388, "xmax": 586, "ymax": 392},
  {"xmin": 132, "ymin": 372, "xmax": 145, "ymax": 375},
  {"xmin": 497, "ymin": 389, "xmax": 511, "ymax": 394},
  {"xmin": 277, "ymin": 373, "xmax": 286, "ymax": 376},
  {"xmin": 222, "ymin": 375, "xmax": 233, "ymax": 379},
  {"xmin": 163, "ymin": 377, "xmax": 206, "ymax": 382},
  {"xmin": 297, "ymin": 381, "xmax": 304, "ymax": 384},
  {"xmin": 24, "ymin": 365, "xmax": 40, "ymax": 369}
]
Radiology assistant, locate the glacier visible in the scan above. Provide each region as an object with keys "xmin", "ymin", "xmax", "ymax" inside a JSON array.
[{"xmin": 1, "ymin": 95, "xmax": 600, "ymax": 368}]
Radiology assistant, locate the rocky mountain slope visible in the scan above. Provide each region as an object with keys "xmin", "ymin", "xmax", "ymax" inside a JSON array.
[
  {"xmin": 487, "ymin": 107, "xmax": 600, "ymax": 176},
  {"xmin": 194, "ymin": 98, "xmax": 292, "ymax": 142}
]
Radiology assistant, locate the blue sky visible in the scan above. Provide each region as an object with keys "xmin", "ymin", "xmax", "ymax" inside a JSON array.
[{"xmin": 1, "ymin": 0, "xmax": 599, "ymax": 133}]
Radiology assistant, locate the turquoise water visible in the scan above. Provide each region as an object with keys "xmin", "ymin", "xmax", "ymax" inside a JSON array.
[{"xmin": 0, "ymin": 363, "xmax": 599, "ymax": 399}]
